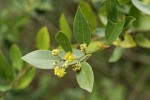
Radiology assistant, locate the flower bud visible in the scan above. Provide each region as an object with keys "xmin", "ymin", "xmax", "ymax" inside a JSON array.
[
  {"xmin": 72, "ymin": 63, "xmax": 81, "ymax": 72},
  {"xmin": 52, "ymin": 49, "xmax": 59, "ymax": 56},
  {"xmin": 80, "ymin": 43, "xmax": 87, "ymax": 51}
]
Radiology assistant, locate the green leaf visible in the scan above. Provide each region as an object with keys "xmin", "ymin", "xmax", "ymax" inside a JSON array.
[
  {"xmin": 86, "ymin": 41, "xmax": 100, "ymax": 54},
  {"xmin": 58, "ymin": 49, "xmax": 85, "ymax": 59},
  {"xmin": 73, "ymin": 7, "xmax": 91, "ymax": 45},
  {"xmin": 119, "ymin": 33, "xmax": 137, "ymax": 48},
  {"xmin": 76, "ymin": 62, "xmax": 94, "ymax": 92},
  {"xmin": 15, "ymin": 68, "xmax": 35, "ymax": 89},
  {"xmin": 36, "ymin": 26, "xmax": 50, "ymax": 50},
  {"xmin": 0, "ymin": 84, "xmax": 12, "ymax": 92},
  {"xmin": 94, "ymin": 28, "xmax": 105, "ymax": 37},
  {"xmin": 124, "ymin": 16, "xmax": 136, "ymax": 30},
  {"xmin": 138, "ymin": 15, "xmax": 150, "ymax": 31},
  {"xmin": 135, "ymin": 34, "xmax": 150, "ymax": 48},
  {"xmin": 59, "ymin": 13, "xmax": 72, "ymax": 39},
  {"xmin": 21, "ymin": 50, "xmax": 61, "ymax": 69},
  {"xmin": 117, "ymin": 0, "xmax": 129, "ymax": 5},
  {"xmin": 106, "ymin": 0, "xmax": 118, "ymax": 22},
  {"xmin": 105, "ymin": 20, "xmax": 125, "ymax": 45},
  {"xmin": 129, "ymin": 6, "xmax": 140, "ymax": 28},
  {"xmin": 109, "ymin": 47, "xmax": 125, "ymax": 62},
  {"xmin": 80, "ymin": 1, "xmax": 97, "ymax": 31},
  {"xmin": 10, "ymin": 44, "xmax": 23, "ymax": 71},
  {"xmin": 131, "ymin": 0, "xmax": 150, "ymax": 15},
  {"xmin": 55, "ymin": 31, "xmax": 72, "ymax": 52},
  {"xmin": 0, "ymin": 51, "xmax": 15, "ymax": 82}
]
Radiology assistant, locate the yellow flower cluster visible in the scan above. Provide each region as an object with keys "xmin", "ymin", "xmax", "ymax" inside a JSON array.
[
  {"xmin": 80, "ymin": 43, "xmax": 87, "ymax": 51},
  {"xmin": 65, "ymin": 52, "xmax": 75, "ymax": 62},
  {"xmin": 54, "ymin": 67, "xmax": 66, "ymax": 77},
  {"xmin": 52, "ymin": 49, "xmax": 59, "ymax": 56}
]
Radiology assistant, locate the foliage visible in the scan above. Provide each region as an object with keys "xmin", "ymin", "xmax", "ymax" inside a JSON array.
[
  {"xmin": 0, "ymin": 44, "xmax": 35, "ymax": 92},
  {"xmin": 1, "ymin": 0, "xmax": 150, "ymax": 99}
]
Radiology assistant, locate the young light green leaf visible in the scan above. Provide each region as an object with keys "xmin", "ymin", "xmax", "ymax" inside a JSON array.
[
  {"xmin": 119, "ymin": 33, "xmax": 137, "ymax": 48},
  {"xmin": 105, "ymin": 20, "xmax": 125, "ymax": 45},
  {"xmin": 10, "ymin": 44, "xmax": 23, "ymax": 71},
  {"xmin": 36, "ymin": 26, "xmax": 50, "ymax": 50},
  {"xmin": 109, "ymin": 47, "xmax": 125, "ymax": 62},
  {"xmin": 76, "ymin": 62, "xmax": 94, "ymax": 92},
  {"xmin": 15, "ymin": 68, "xmax": 35, "ymax": 89},
  {"xmin": 0, "ymin": 51, "xmax": 15, "ymax": 82},
  {"xmin": 73, "ymin": 7, "xmax": 91, "ymax": 45},
  {"xmin": 85, "ymin": 41, "xmax": 100, "ymax": 54},
  {"xmin": 80, "ymin": 1, "xmax": 97, "ymax": 31},
  {"xmin": 55, "ymin": 31, "xmax": 72, "ymax": 52},
  {"xmin": 132, "ymin": 0, "xmax": 150, "ymax": 15},
  {"xmin": 135, "ymin": 34, "xmax": 150, "ymax": 48},
  {"xmin": 21, "ymin": 50, "xmax": 61, "ymax": 69},
  {"xmin": 106, "ymin": 0, "xmax": 118, "ymax": 22},
  {"xmin": 59, "ymin": 13, "xmax": 72, "ymax": 39}
]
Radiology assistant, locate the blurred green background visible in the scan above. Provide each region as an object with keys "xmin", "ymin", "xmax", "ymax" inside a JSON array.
[{"xmin": 1, "ymin": 0, "xmax": 150, "ymax": 100}]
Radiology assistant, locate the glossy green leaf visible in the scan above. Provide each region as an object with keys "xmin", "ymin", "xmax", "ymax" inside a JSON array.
[
  {"xmin": 109, "ymin": 47, "xmax": 125, "ymax": 62},
  {"xmin": 106, "ymin": 0, "xmax": 118, "ymax": 22},
  {"xmin": 0, "ymin": 51, "xmax": 15, "ymax": 82},
  {"xmin": 15, "ymin": 68, "xmax": 35, "ymax": 89},
  {"xmin": 135, "ymin": 34, "xmax": 150, "ymax": 48},
  {"xmin": 73, "ymin": 7, "xmax": 91, "ymax": 45},
  {"xmin": 105, "ymin": 20, "xmax": 125, "ymax": 45},
  {"xmin": 80, "ymin": 1, "xmax": 97, "ymax": 31},
  {"xmin": 59, "ymin": 13, "xmax": 72, "ymax": 39},
  {"xmin": 21, "ymin": 50, "xmax": 61, "ymax": 69},
  {"xmin": 55, "ymin": 31, "xmax": 72, "ymax": 52},
  {"xmin": 36, "ymin": 26, "xmax": 50, "ymax": 49},
  {"xmin": 132, "ymin": 0, "xmax": 150, "ymax": 15},
  {"xmin": 76, "ymin": 62, "xmax": 94, "ymax": 92},
  {"xmin": 10, "ymin": 44, "xmax": 23, "ymax": 71}
]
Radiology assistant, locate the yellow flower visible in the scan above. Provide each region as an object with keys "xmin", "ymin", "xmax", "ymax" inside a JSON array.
[
  {"xmin": 52, "ymin": 49, "xmax": 59, "ymax": 56},
  {"xmin": 80, "ymin": 43, "xmax": 87, "ymax": 51},
  {"xmin": 65, "ymin": 52, "xmax": 75, "ymax": 62},
  {"xmin": 54, "ymin": 67, "xmax": 66, "ymax": 77}
]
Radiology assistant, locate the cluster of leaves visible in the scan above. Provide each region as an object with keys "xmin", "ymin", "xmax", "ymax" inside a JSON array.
[
  {"xmin": 22, "ymin": 7, "xmax": 96, "ymax": 92},
  {"xmin": 21, "ymin": 0, "xmax": 150, "ymax": 92},
  {"xmin": 0, "ymin": 45, "xmax": 35, "ymax": 95}
]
